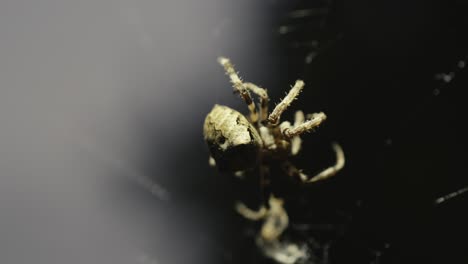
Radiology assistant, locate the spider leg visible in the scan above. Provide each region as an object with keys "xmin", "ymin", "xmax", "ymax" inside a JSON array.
[
  {"xmin": 291, "ymin": 110, "xmax": 305, "ymax": 155},
  {"xmin": 260, "ymin": 195, "xmax": 289, "ymax": 242},
  {"xmin": 235, "ymin": 164, "xmax": 270, "ymax": 220},
  {"xmin": 255, "ymin": 196, "xmax": 306, "ymax": 264},
  {"xmin": 235, "ymin": 202, "xmax": 268, "ymax": 221},
  {"xmin": 282, "ymin": 143, "xmax": 345, "ymax": 183},
  {"xmin": 268, "ymin": 80, "xmax": 304, "ymax": 125},
  {"xmin": 256, "ymin": 238, "xmax": 307, "ymax": 264},
  {"xmin": 259, "ymin": 126, "xmax": 277, "ymax": 150},
  {"xmin": 218, "ymin": 57, "xmax": 258, "ymax": 123},
  {"xmin": 282, "ymin": 112, "xmax": 327, "ymax": 139},
  {"xmin": 244, "ymin": 82, "xmax": 269, "ymax": 122}
]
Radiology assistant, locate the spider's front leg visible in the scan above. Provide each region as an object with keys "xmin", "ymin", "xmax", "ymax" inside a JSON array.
[
  {"xmin": 268, "ymin": 80, "xmax": 304, "ymax": 125},
  {"xmin": 282, "ymin": 143, "xmax": 345, "ymax": 183},
  {"xmin": 218, "ymin": 57, "xmax": 259, "ymax": 123},
  {"xmin": 244, "ymin": 82, "xmax": 269, "ymax": 123},
  {"xmin": 281, "ymin": 112, "xmax": 327, "ymax": 139},
  {"xmin": 278, "ymin": 111, "xmax": 325, "ymax": 157}
]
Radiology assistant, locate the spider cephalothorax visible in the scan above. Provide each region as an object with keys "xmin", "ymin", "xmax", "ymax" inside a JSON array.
[{"xmin": 203, "ymin": 57, "xmax": 345, "ymax": 264}]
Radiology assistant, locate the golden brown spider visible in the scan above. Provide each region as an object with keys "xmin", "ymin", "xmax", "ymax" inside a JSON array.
[{"xmin": 203, "ymin": 57, "xmax": 345, "ymax": 264}]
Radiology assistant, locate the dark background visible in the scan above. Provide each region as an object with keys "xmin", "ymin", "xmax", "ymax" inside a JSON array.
[
  {"xmin": 155, "ymin": 0, "xmax": 468, "ymax": 263},
  {"xmin": 1, "ymin": 0, "xmax": 467, "ymax": 263}
]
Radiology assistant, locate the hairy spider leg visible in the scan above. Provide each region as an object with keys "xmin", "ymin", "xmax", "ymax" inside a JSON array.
[
  {"xmin": 282, "ymin": 112, "xmax": 327, "ymax": 139},
  {"xmin": 268, "ymin": 80, "xmax": 304, "ymax": 125},
  {"xmin": 218, "ymin": 57, "xmax": 259, "ymax": 123}
]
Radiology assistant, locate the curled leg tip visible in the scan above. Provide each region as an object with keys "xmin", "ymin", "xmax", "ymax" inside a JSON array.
[{"xmin": 331, "ymin": 142, "xmax": 345, "ymax": 170}]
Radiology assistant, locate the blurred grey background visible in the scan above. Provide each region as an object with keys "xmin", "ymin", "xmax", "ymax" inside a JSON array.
[{"xmin": 0, "ymin": 1, "xmax": 285, "ymax": 263}]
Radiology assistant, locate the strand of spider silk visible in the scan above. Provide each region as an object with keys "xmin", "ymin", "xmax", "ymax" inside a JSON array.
[
  {"xmin": 268, "ymin": 80, "xmax": 304, "ymax": 124},
  {"xmin": 434, "ymin": 185, "xmax": 468, "ymax": 205},
  {"xmin": 77, "ymin": 139, "xmax": 170, "ymax": 201}
]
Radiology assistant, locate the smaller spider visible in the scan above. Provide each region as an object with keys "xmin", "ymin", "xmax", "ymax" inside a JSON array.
[{"xmin": 203, "ymin": 57, "xmax": 345, "ymax": 263}]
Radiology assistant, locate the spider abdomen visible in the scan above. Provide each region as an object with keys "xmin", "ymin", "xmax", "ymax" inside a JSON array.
[{"xmin": 203, "ymin": 104, "xmax": 263, "ymax": 171}]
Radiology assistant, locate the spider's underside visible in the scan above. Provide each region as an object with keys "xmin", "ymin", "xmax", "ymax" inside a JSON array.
[{"xmin": 203, "ymin": 57, "xmax": 345, "ymax": 264}]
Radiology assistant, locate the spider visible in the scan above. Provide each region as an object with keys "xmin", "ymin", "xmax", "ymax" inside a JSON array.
[{"xmin": 203, "ymin": 57, "xmax": 345, "ymax": 263}]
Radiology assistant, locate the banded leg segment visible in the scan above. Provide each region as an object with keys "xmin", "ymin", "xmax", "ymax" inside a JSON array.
[
  {"xmin": 218, "ymin": 57, "xmax": 258, "ymax": 123},
  {"xmin": 244, "ymin": 82, "xmax": 269, "ymax": 122}
]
